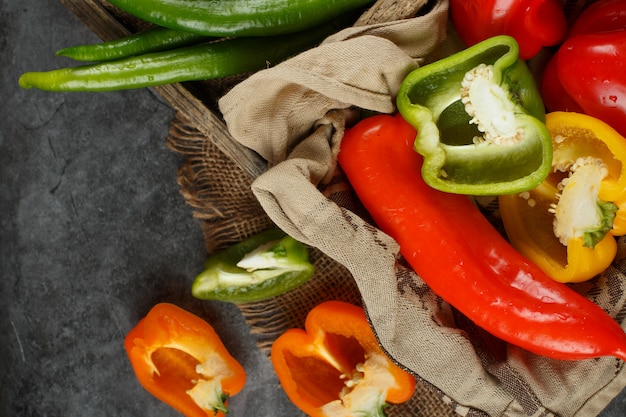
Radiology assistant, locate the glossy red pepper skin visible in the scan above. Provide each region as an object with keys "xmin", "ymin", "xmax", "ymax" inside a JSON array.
[
  {"xmin": 338, "ymin": 113, "xmax": 626, "ymax": 361},
  {"xmin": 568, "ymin": 0, "xmax": 626, "ymax": 36},
  {"xmin": 541, "ymin": 0, "xmax": 626, "ymax": 137},
  {"xmin": 449, "ymin": 0, "xmax": 567, "ymax": 59},
  {"xmin": 547, "ymin": 32, "xmax": 626, "ymax": 137},
  {"xmin": 540, "ymin": 56, "xmax": 585, "ymax": 114}
]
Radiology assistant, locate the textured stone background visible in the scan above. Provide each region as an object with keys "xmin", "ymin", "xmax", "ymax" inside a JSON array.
[
  {"xmin": 1, "ymin": 1, "xmax": 625, "ymax": 417},
  {"xmin": 0, "ymin": 1, "xmax": 299, "ymax": 416}
]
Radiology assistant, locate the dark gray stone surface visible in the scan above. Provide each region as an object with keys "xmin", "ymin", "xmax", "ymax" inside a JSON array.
[
  {"xmin": 1, "ymin": 1, "xmax": 625, "ymax": 417},
  {"xmin": 1, "ymin": 1, "xmax": 299, "ymax": 417}
]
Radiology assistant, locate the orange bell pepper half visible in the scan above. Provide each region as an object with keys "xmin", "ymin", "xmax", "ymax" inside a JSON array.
[
  {"xmin": 271, "ymin": 300, "xmax": 416, "ymax": 417},
  {"xmin": 124, "ymin": 303, "xmax": 246, "ymax": 417}
]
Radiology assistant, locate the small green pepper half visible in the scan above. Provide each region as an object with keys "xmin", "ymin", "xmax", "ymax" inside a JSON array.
[
  {"xmin": 192, "ymin": 228, "xmax": 314, "ymax": 303},
  {"xmin": 397, "ymin": 35, "xmax": 552, "ymax": 196}
]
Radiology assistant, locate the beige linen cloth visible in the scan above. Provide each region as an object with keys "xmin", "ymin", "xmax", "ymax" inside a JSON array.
[{"xmin": 218, "ymin": 0, "xmax": 626, "ymax": 415}]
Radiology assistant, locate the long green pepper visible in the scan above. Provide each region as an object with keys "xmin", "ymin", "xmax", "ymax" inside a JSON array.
[
  {"xmin": 106, "ymin": 0, "xmax": 374, "ymax": 37},
  {"xmin": 19, "ymin": 20, "xmax": 341, "ymax": 92},
  {"xmin": 56, "ymin": 26, "xmax": 210, "ymax": 62}
]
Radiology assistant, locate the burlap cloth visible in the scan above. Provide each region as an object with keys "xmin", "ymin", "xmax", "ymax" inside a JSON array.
[{"xmin": 167, "ymin": 0, "xmax": 626, "ymax": 416}]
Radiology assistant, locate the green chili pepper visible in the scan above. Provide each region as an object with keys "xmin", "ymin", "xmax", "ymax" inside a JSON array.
[
  {"xmin": 192, "ymin": 228, "xmax": 315, "ymax": 303},
  {"xmin": 396, "ymin": 35, "xmax": 553, "ymax": 196},
  {"xmin": 106, "ymin": 0, "xmax": 374, "ymax": 37},
  {"xmin": 56, "ymin": 26, "xmax": 210, "ymax": 62},
  {"xmin": 19, "ymin": 19, "xmax": 340, "ymax": 92}
]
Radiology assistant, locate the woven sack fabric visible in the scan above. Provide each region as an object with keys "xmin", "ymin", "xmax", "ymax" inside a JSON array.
[
  {"xmin": 167, "ymin": 113, "xmax": 458, "ymax": 417},
  {"xmin": 213, "ymin": 0, "xmax": 626, "ymax": 416}
]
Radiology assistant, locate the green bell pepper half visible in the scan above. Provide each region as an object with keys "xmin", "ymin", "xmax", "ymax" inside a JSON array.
[
  {"xmin": 192, "ymin": 228, "xmax": 314, "ymax": 303},
  {"xmin": 396, "ymin": 35, "xmax": 552, "ymax": 196}
]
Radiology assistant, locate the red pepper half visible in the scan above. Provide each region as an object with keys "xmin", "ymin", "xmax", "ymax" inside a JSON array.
[
  {"xmin": 337, "ymin": 113, "xmax": 626, "ymax": 361},
  {"xmin": 124, "ymin": 303, "xmax": 246, "ymax": 417},
  {"xmin": 449, "ymin": 0, "xmax": 567, "ymax": 59},
  {"xmin": 541, "ymin": 0, "xmax": 626, "ymax": 137}
]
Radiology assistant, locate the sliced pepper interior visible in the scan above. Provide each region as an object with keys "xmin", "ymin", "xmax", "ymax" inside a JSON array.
[
  {"xmin": 192, "ymin": 228, "xmax": 314, "ymax": 303},
  {"xmin": 124, "ymin": 303, "xmax": 246, "ymax": 417},
  {"xmin": 397, "ymin": 35, "xmax": 552, "ymax": 196},
  {"xmin": 271, "ymin": 301, "xmax": 416, "ymax": 417},
  {"xmin": 499, "ymin": 111, "xmax": 626, "ymax": 283}
]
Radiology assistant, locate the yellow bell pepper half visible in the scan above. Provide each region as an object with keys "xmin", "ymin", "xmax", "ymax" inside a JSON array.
[{"xmin": 499, "ymin": 111, "xmax": 626, "ymax": 283}]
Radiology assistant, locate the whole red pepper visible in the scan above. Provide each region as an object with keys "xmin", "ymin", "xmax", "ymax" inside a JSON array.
[
  {"xmin": 337, "ymin": 113, "xmax": 626, "ymax": 361},
  {"xmin": 568, "ymin": 0, "xmax": 626, "ymax": 37},
  {"xmin": 449, "ymin": 0, "xmax": 567, "ymax": 59},
  {"xmin": 541, "ymin": 0, "xmax": 626, "ymax": 137}
]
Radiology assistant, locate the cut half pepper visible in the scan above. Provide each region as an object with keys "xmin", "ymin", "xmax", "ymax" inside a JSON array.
[
  {"xmin": 499, "ymin": 111, "xmax": 626, "ymax": 283},
  {"xmin": 271, "ymin": 301, "xmax": 416, "ymax": 417},
  {"xmin": 397, "ymin": 35, "xmax": 552, "ymax": 196},
  {"xmin": 124, "ymin": 303, "xmax": 246, "ymax": 417},
  {"xmin": 192, "ymin": 228, "xmax": 314, "ymax": 303}
]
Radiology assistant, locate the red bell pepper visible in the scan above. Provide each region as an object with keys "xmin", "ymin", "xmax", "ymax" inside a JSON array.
[
  {"xmin": 449, "ymin": 0, "xmax": 567, "ymax": 59},
  {"xmin": 124, "ymin": 303, "xmax": 246, "ymax": 417},
  {"xmin": 541, "ymin": 0, "xmax": 626, "ymax": 137},
  {"xmin": 568, "ymin": 0, "xmax": 626, "ymax": 37},
  {"xmin": 337, "ymin": 113, "xmax": 626, "ymax": 361},
  {"xmin": 271, "ymin": 300, "xmax": 416, "ymax": 417}
]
